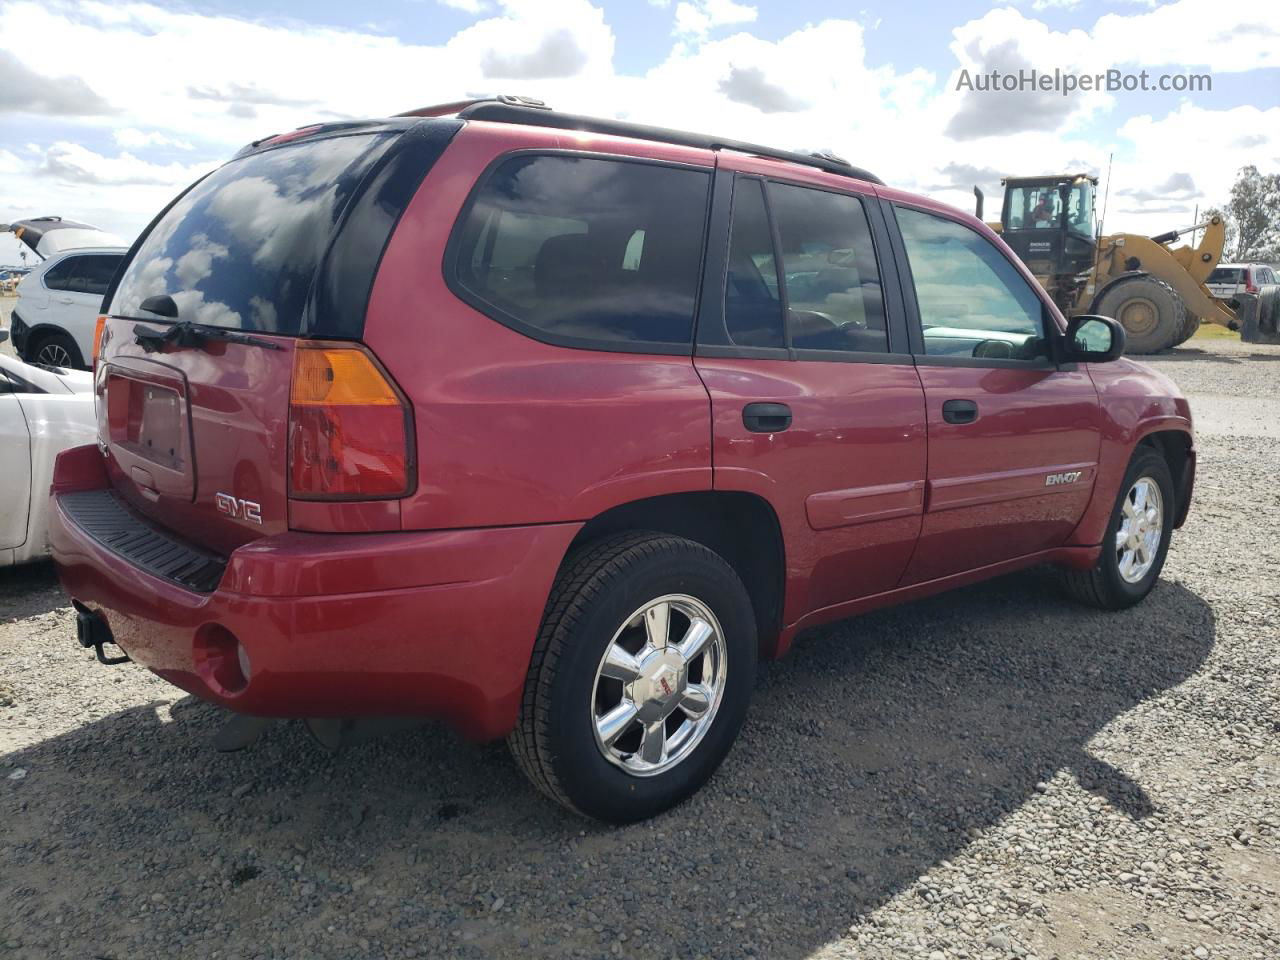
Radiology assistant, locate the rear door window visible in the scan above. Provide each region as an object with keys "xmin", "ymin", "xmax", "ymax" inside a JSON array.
[
  {"xmin": 1208, "ymin": 268, "xmax": 1243, "ymax": 284},
  {"xmin": 769, "ymin": 182, "xmax": 888, "ymax": 354},
  {"xmin": 451, "ymin": 154, "xmax": 711, "ymax": 351},
  {"xmin": 44, "ymin": 254, "xmax": 122, "ymax": 296},
  {"xmin": 110, "ymin": 132, "xmax": 398, "ymax": 333}
]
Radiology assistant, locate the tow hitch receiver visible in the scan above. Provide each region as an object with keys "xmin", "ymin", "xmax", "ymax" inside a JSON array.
[{"xmin": 73, "ymin": 601, "xmax": 130, "ymax": 665}]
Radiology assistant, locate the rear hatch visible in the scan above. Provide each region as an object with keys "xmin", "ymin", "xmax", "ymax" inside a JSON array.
[{"xmin": 97, "ymin": 120, "xmax": 459, "ymax": 556}]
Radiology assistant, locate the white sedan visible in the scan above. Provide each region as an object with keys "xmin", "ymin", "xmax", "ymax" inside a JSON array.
[{"xmin": 0, "ymin": 332, "xmax": 96, "ymax": 567}]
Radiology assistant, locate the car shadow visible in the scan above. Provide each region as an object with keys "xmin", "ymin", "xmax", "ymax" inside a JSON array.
[
  {"xmin": 0, "ymin": 561, "xmax": 63, "ymax": 621},
  {"xmin": 1160, "ymin": 346, "xmax": 1280, "ymax": 363},
  {"xmin": 1, "ymin": 569, "xmax": 1215, "ymax": 959}
]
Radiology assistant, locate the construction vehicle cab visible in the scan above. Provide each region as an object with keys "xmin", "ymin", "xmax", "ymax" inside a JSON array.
[{"xmin": 997, "ymin": 174, "xmax": 1098, "ymax": 298}]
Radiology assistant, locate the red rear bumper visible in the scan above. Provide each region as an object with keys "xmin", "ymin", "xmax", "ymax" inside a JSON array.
[{"xmin": 48, "ymin": 445, "xmax": 579, "ymax": 741}]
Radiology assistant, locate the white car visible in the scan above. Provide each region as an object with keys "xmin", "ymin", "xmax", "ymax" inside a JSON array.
[
  {"xmin": 11, "ymin": 246, "xmax": 127, "ymax": 369},
  {"xmin": 1206, "ymin": 263, "xmax": 1278, "ymax": 303},
  {"xmin": 0, "ymin": 334, "xmax": 97, "ymax": 567}
]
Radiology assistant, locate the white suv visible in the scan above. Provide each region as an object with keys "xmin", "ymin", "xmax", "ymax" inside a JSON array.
[
  {"xmin": 1206, "ymin": 262, "xmax": 1278, "ymax": 304},
  {"xmin": 11, "ymin": 246, "xmax": 127, "ymax": 369}
]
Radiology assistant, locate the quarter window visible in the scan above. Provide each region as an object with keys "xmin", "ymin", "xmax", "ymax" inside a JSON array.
[
  {"xmin": 896, "ymin": 206, "xmax": 1046, "ymax": 360},
  {"xmin": 454, "ymin": 155, "xmax": 711, "ymax": 348},
  {"xmin": 770, "ymin": 183, "xmax": 889, "ymax": 354},
  {"xmin": 44, "ymin": 254, "xmax": 122, "ymax": 296}
]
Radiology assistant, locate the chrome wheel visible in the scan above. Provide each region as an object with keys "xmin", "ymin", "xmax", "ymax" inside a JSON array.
[
  {"xmin": 591, "ymin": 594, "xmax": 728, "ymax": 778},
  {"xmin": 36, "ymin": 341, "xmax": 72, "ymax": 367},
  {"xmin": 1115, "ymin": 477, "xmax": 1164, "ymax": 583}
]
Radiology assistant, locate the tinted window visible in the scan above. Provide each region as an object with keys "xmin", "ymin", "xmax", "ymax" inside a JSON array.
[
  {"xmin": 723, "ymin": 178, "xmax": 784, "ymax": 349},
  {"xmin": 771, "ymin": 183, "xmax": 888, "ymax": 353},
  {"xmin": 111, "ymin": 133, "xmax": 397, "ymax": 332},
  {"xmin": 1208, "ymin": 268, "xmax": 1243, "ymax": 284},
  {"xmin": 897, "ymin": 206, "xmax": 1046, "ymax": 360},
  {"xmin": 44, "ymin": 254, "xmax": 122, "ymax": 296},
  {"xmin": 454, "ymin": 155, "xmax": 710, "ymax": 348}
]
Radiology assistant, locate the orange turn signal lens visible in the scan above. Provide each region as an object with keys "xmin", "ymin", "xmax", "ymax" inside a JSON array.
[
  {"xmin": 290, "ymin": 347, "xmax": 400, "ymax": 406},
  {"xmin": 91, "ymin": 315, "xmax": 106, "ymax": 368}
]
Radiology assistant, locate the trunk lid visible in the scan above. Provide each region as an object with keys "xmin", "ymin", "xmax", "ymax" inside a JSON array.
[{"xmin": 96, "ymin": 121, "xmax": 457, "ymax": 555}]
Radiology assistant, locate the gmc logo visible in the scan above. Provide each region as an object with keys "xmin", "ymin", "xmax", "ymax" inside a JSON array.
[
  {"xmin": 1045, "ymin": 471, "xmax": 1083, "ymax": 486},
  {"xmin": 215, "ymin": 492, "xmax": 263, "ymax": 525}
]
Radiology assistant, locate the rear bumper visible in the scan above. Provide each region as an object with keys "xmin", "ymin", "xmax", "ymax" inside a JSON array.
[{"xmin": 48, "ymin": 445, "xmax": 580, "ymax": 741}]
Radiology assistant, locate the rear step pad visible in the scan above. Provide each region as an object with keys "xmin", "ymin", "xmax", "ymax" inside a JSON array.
[{"xmin": 60, "ymin": 489, "xmax": 227, "ymax": 592}]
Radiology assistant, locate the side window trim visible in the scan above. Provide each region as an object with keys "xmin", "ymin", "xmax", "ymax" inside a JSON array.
[
  {"xmin": 884, "ymin": 199, "xmax": 1059, "ymax": 369},
  {"xmin": 444, "ymin": 148, "xmax": 715, "ymax": 358}
]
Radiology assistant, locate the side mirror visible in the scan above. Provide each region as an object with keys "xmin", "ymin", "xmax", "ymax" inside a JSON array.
[
  {"xmin": 0, "ymin": 328, "xmax": 9, "ymax": 345},
  {"xmin": 1065, "ymin": 315, "xmax": 1125, "ymax": 362}
]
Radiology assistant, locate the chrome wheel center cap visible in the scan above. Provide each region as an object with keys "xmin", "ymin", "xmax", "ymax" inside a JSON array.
[{"xmin": 631, "ymin": 654, "xmax": 684, "ymax": 720}]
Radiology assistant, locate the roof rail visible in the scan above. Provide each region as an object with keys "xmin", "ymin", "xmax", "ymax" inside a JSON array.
[{"xmin": 396, "ymin": 96, "xmax": 883, "ymax": 185}]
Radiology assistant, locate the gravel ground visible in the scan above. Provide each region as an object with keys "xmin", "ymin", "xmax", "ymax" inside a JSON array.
[{"xmin": 2, "ymin": 336, "xmax": 1277, "ymax": 960}]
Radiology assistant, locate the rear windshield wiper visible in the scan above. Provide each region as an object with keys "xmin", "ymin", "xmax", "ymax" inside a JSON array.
[{"xmin": 133, "ymin": 319, "xmax": 283, "ymax": 354}]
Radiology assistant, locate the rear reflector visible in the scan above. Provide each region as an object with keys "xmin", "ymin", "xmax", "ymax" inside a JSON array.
[
  {"xmin": 92, "ymin": 314, "xmax": 106, "ymax": 369},
  {"xmin": 288, "ymin": 345, "xmax": 412, "ymax": 500}
]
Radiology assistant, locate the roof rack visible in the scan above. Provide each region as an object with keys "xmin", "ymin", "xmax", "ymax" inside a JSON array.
[{"xmin": 395, "ymin": 96, "xmax": 883, "ymax": 186}]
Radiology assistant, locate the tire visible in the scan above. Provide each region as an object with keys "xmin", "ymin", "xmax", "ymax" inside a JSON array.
[
  {"xmin": 509, "ymin": 532, "xmax": 757, "ymax": 822},
  {"xmin": 1060, "ymin": 447, "xmax": 1175, "ymax": 610},
  {"xmin": 26, "ymin": 330, "xmax": 85, "ymax": 369},
  {"xmin": 1096, "ymin": 276, "xmax": 1184, "ymax": 354},
  {"xmin": 1173, "ymin": 311, "xmax": 1199, "ymax": 346}
]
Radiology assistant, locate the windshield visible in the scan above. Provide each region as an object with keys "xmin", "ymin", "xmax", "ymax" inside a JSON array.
[
  {"xmin": 1005, "ymin": 181, "xmax": 1094, "ymax": 236},
  {"xmin": 110, "ymin": 132, "xmax": 397, "ymax": 334}
]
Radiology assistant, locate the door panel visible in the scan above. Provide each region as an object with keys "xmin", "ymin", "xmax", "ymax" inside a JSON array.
[
  {"xmin": 697, "ymin": 357, "xmax": 928, "ymax": 621},
  {"xmin": 886, "ymin": 200, "xmax": 1104, "ymax": 584},
  {"xmin": 903, "ymin": 364, "xmax": 1099, "ymax": 583},
  {"xmin": 0, "ymin": 395, "xmax": 32, "ymax": 550}
]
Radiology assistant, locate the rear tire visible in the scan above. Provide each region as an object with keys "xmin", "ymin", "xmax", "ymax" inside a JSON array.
[
  {"xmin": 1096, "ymin": 276, "xmax": 1184, "ymax": 354},
  {"xmin": 26, "ymin": 330, "xmax": 85, "ymax": 370},
  {"xmin": 509, "ymin": 532, "xmax": 756, "ymax": 822},
  {"xmin": 1060, "ymin": 447, "xmax": 1174, "ymax": 610}
]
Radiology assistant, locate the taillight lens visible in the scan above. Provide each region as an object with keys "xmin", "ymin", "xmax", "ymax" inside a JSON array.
[
  {"xmin": 288, "ymin": 345, "xmax": 412, "ymax": 499},
  {"xmin": 91, "ymin": 314, "xmax": 106, "ymax": 370},
  {"xmin": 1245, "ymin": 268, "xmax": 1258, "ymax": 294}
]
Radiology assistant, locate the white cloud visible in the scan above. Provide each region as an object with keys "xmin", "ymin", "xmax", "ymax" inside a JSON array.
[
  {"xmin": 114, "ymin": 128, "xmax": 194, "ymax": 151},
  {"xmin": 37, "ymin": 142, "xmax": 212, "ymax": 187},
  {"xmin": 437, "ymin": 0, "xmax": 489, "ymax": 12},
  {"xmin": 674, "ymin": 0, "xmax": 757, "ymax": 39}
]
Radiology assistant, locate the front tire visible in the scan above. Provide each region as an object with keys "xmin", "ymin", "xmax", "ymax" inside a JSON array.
[
  {"xmin": 509, "ymin": 532, "xmax": 756, "ymax": 822},
  {"xmin": 1061, "ymin": 447, "xmax": 1174, "ymax": 610}
]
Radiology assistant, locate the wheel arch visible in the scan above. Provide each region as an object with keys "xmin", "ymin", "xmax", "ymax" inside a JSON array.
[
  {"xmin": 565, "ymin": 491, "xmax": 786, "ymax": 659},
  {"xmin": 17, "ymin": 322, "xmax": 78, "ymax": 361},
  {"xmin": 1137, "ymin": 428, "xmax": 1195, "ymax": 528}
]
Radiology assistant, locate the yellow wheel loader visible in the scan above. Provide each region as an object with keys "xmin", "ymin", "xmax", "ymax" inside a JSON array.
[{"xmin": 976, "ymin": 174, "xmax": 1243, "ymax": 353}]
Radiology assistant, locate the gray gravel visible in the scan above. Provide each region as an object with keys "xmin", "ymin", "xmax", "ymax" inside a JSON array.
[{"xmin": 2, "ymin": 335, "xmax": 1278, "ymax": 960}]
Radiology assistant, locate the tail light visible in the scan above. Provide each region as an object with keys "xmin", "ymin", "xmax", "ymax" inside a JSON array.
[
  {"xmin": 288, "ymin": 344, "xmax": 413, "ymax": 499},
  {"xmin": 1244, "ymin": 268, "xmax": 1258, "ymax": 294},
  {"xmin": 91, "ymin": 314, "xmax": 106, "ymax": 370}
]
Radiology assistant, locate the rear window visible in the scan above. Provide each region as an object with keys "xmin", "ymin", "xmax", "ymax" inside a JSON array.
[
  {"xmin": 1208, "ymin": 268, "xmax": 1243, "ymax": 284},
  {"xmin": 110, "ymin": 133, "xmax": 397, "ymax": 333},
  {"xmin": 44, "ymin": 253, "xmax": 122, "ymax": 296},
  {"xmin": 451, "ymin": 154, "xmax": 711, "ymax": 350}
]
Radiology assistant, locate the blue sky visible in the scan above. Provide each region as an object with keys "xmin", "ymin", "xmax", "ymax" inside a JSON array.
[{"xmin": 2, "ymin": 0, "xmax": 1277, "ymax": 264}]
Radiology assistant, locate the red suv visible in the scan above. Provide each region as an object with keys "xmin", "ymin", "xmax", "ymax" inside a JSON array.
[{"xmin": 50, "ymin": 98, "xmax": 1195, "ymax": 822}]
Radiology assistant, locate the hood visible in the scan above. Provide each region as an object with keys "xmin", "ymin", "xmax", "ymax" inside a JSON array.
[{"xmin": 4, "ymin": 217, "xmax": 126, "ymax": 259}]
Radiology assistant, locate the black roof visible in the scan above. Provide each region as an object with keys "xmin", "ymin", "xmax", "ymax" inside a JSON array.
[{"xmin": 397, "ymin": 96, "xmax": 883, "ymax": 186}]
